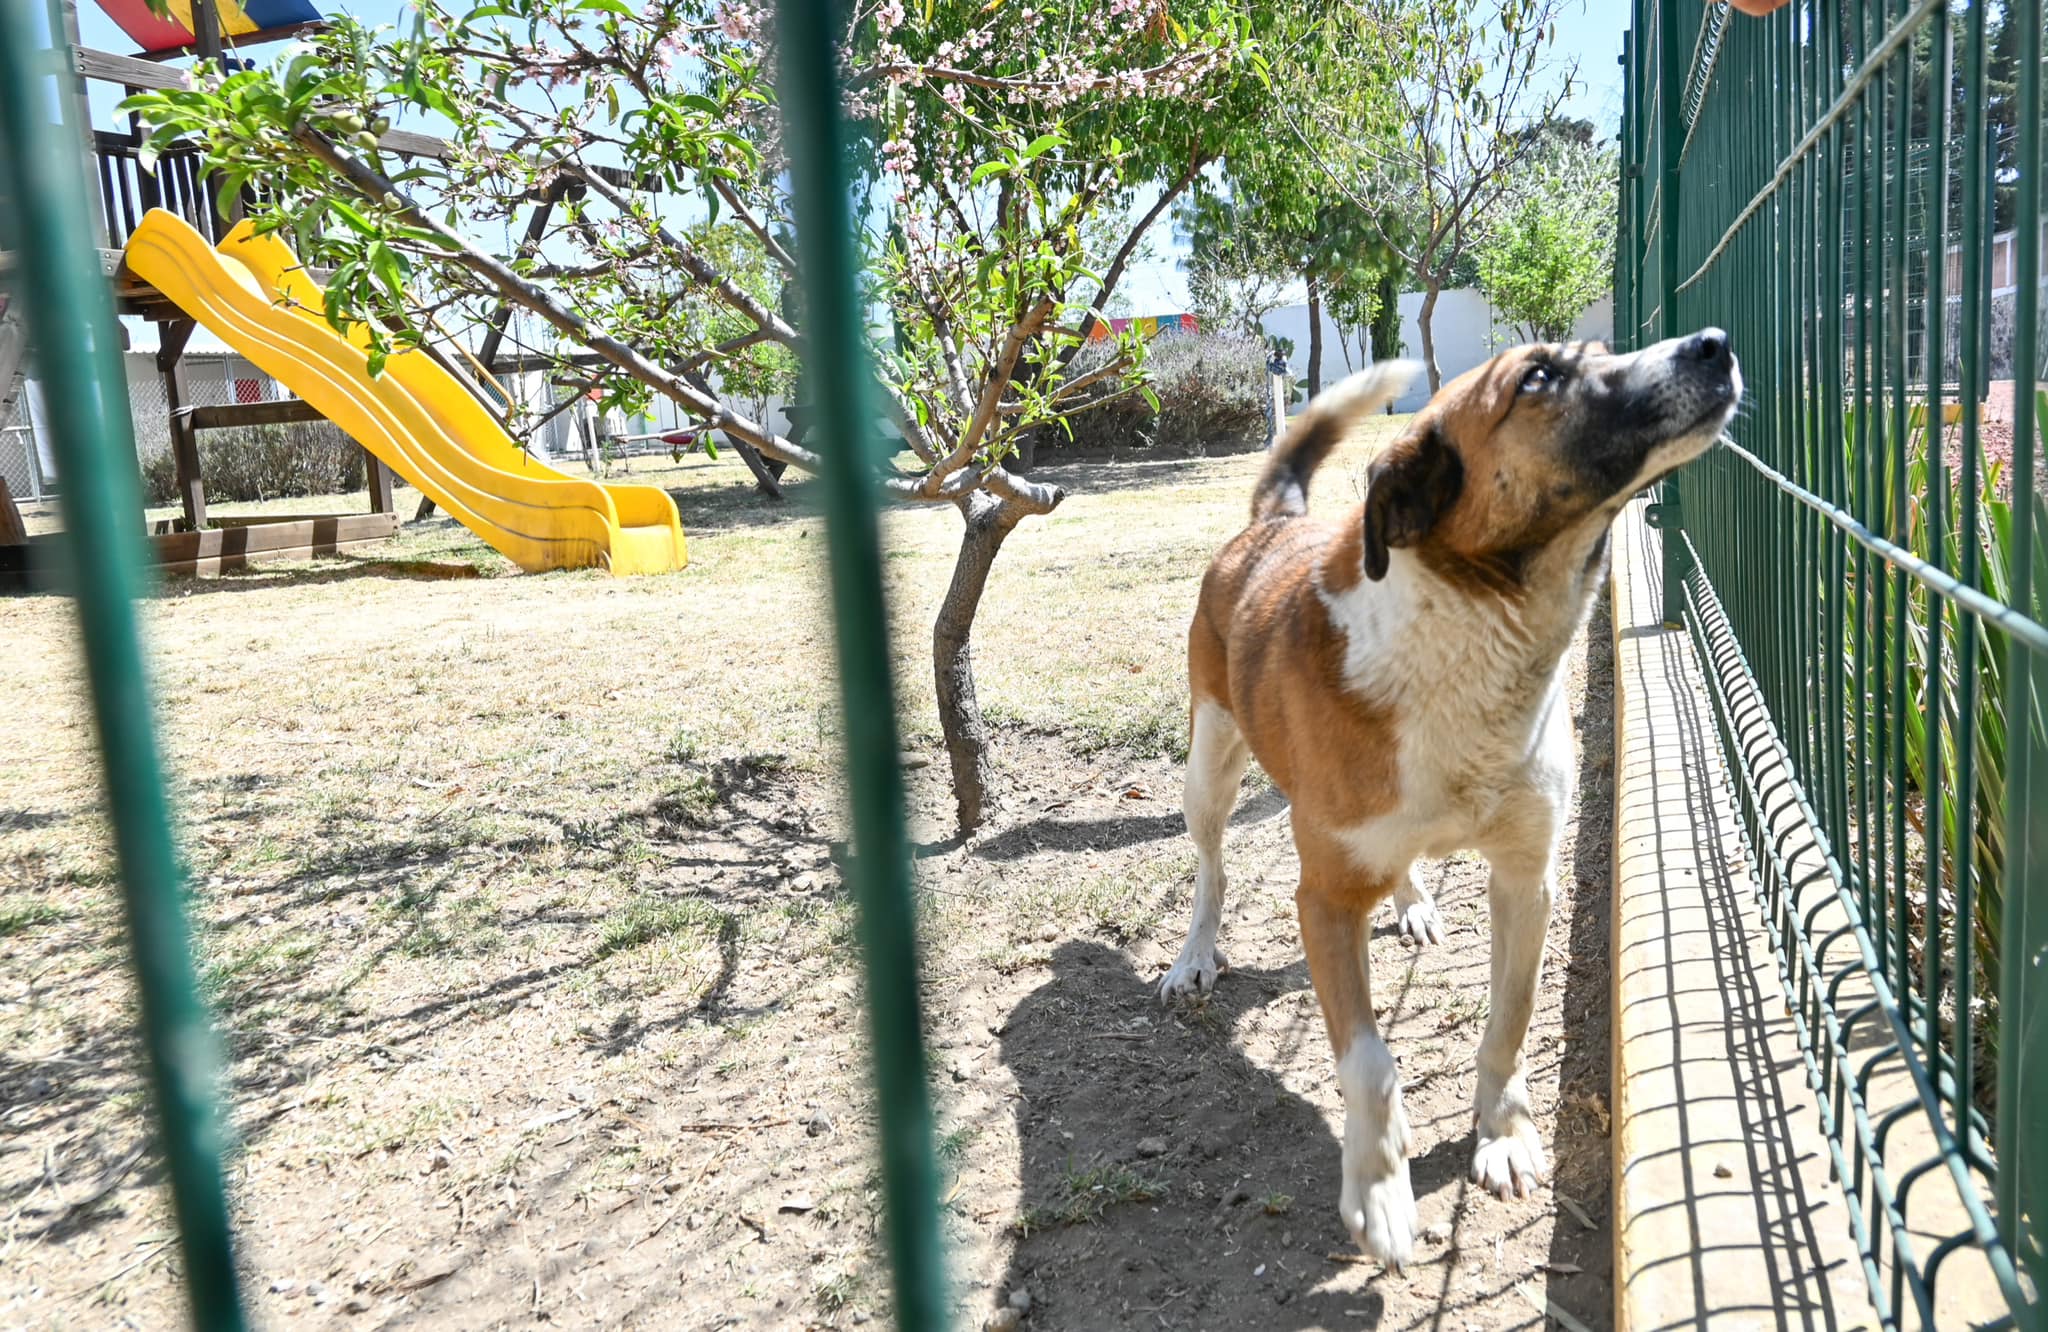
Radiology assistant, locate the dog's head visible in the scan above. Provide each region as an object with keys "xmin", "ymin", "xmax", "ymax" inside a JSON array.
[{"xmin": 1360, "ymin": 329, "xmax": 1741, "ymax": 585}]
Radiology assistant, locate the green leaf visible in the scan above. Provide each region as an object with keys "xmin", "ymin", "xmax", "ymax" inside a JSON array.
[
  {"xmin": 368, "ymin": 241, "xmax": 407, "ymax": 303},
  {"xmin": 328, "ymin": 198, "xmax": 379, "ymax": 237},
  {"xmin": 1021, "ymin": 132, "xmax": 1064, "ymax": 161},
  {"xmin": 969, "ymin": 160, "xmax": 1011, "ymax": 187}
]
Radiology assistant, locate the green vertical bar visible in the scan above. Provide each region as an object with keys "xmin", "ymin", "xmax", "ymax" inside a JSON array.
[
  {"xmin": 1656, "ymin": 0, "xmax": 1687, "ymax": 625},
  {"xmin": 1947, "ymin": 0, "xmax": 1988, "ymax": 1163},
  {"xmin": 772, "ymin": 5, "xmax": 948, "ymax": 1329},
  {"xmin": 1820, "ymin": 0, "xmax": 1848, "ymax": 873},
  {"xmin": 1995, "ymin": 0, "xmax": 2043, "ymax": 1281},
  {"xmin": 1919, "ymin": 9, "xmax": 1950, "ymax": 1053},
  {"xmin": 1850, "ymin": 0, "xmax": 1874, "ymax": 939},
  {"xmin": 0, "ymin": 7, "xmax": 246, "ymax": 1332},
  {"xmin": 1889, "ymin": 0, "xmax": 1913, "ymax": 1014},
  {"xmin": 1620, "ymin": 30, "xmax": 1636, "ymax": 349}
]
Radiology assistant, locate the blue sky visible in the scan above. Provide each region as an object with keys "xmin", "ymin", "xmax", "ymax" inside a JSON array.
[{"xmin": 75, "ymin": 0, "xmax": 1631, "ymax": 313}]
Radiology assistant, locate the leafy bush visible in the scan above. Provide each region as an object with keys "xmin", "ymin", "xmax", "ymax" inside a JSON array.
[
  {"xmin": 1042, "ymin": 333, "xmax": 1270, "ymax": 457},
  {"xmin": 1843, "ymin": 391, "xmax": 2048, "ymax": 1119},
  {"xmin": 142, "ymin": 421, "xmax": 366, "ymax": 505}
]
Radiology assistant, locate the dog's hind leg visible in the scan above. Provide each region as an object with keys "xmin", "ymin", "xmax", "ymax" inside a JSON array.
[
  {"xmin": 1390, "ymin": 865, "xmax": 1445, "ymax": 946},
  {"xmin": 1159, "ymin": 699, "xmax": 1250, "ymax": 999},
  {"xmin": 1295, "ymin": 836, "xmax": 1415, "ymax": 1269},
  {"xmin": 1469, "ymin": 830, "xmax": 1557, "ymax": 1199}
]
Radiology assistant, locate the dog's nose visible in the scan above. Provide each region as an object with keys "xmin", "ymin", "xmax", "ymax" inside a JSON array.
[{"xmin": 1678, "ymin": 328, "xmax": 1730, "ymax": 365}]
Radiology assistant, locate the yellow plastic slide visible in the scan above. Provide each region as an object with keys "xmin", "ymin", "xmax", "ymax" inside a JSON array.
[{"xmin": 123, "ymin": 209, "xmax": 686, "ymax": 575}]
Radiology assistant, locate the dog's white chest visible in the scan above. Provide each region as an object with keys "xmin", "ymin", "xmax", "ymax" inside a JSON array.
[{"xmin": 1322, "ymin": 565, "xmax": 1578, "ymax": 875}]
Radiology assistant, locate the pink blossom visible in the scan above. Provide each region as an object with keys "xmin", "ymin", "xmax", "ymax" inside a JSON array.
[{"xmin": 715, "ymin": 2, "xmax": 759, "ymax": 42}]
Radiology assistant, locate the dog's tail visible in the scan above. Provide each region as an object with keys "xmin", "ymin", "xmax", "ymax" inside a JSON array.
[{"xmin": 1249, "ymin": 360, "xmax": 1420, "ymax": 522}]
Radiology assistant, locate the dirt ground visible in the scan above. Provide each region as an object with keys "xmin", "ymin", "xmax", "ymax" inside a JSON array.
[{"xmin": 0, "ymin": 430, "xmax": 1614, "ymax": 1330}]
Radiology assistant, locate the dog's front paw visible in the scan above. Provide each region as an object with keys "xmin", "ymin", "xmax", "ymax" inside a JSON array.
[
  {"xmin": 1158, "ymin": 945, "xmax": 1227, "ymax": 1000},
  {"xmin": 1471, "ymin": 1115, "xmax": 1548, "ymax": 1200},
  {"xmin": 1341, "ymin": 1167, "xmax": 1417, "ymax": 1271},
  {"xmin": 1394, "ymin": 895, "xmax": 1445, "ymax": 947}
]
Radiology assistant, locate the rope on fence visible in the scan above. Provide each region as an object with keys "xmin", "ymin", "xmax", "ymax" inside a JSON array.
[
  {"xmin": 1675, "ymin": 0, "xmax": 1944, "ymax": 295},
  {"xmin": 1715, "ymin": 436, "xmax": 2048, "ymax": 656}
]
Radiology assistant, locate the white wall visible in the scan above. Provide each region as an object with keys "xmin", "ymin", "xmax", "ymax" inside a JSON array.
[{"xmin": 1261, "ymin": 290, "xmax": 1616, "ymax": 413}]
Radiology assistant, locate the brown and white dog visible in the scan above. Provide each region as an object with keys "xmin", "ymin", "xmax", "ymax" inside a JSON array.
[{"xmin": 1161, "ymin": 331, "xmax": 1741, "ymax": 1267}]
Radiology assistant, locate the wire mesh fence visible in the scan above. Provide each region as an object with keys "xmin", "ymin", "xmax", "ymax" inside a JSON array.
[
  {"xmin": 1619, "ymin": 0, "xmax": 2044, "ymax": 1325},
  {"xmin": 2, "ymin": 388, "xmax": 49, "ymax": 503}
]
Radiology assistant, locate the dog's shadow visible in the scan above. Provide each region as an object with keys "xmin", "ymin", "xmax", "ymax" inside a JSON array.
[{"xmin": 988, "ymin": 939, "xmax": 1466, "ymax": 1329}]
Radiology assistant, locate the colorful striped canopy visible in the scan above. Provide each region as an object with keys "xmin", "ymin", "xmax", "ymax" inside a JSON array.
[
  {"xmin": 95, "ymin": 0, "xmax": 323, "ymax": 54},
  {"xmin": 1085, "ymin": 313, "xmax": 1200, "ymax": 342}
]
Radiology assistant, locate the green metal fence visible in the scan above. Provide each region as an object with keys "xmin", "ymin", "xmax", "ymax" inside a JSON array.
[
  {"xmin": 1619, "ymin": 0, "xmax": 2045, "ymax": 1325},
  {"xmin": 0, "ymin": 1, "xmax": 944, "ymax": 1328}
]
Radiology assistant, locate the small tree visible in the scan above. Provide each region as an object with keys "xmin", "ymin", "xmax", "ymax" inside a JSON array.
[
  {"xmin": 1179, "ymin": 193, "xmax": 1298, "ymax": 338},
  {"xmin": 125, "ymin": 1, "xmax": 1251, "ymax": 831},
  {"xmin": 1474, "ymin": 136, "xmax": 1616, "ymax": 342},
  {"xmin": 1282, "ymin": 0, "xmax": 1578, "ymax": 391}
]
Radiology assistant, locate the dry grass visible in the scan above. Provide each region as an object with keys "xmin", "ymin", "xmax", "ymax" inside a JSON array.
[{"xmin": 0, "ymin": 412, "xmax": 1618, "ymax": 1331}]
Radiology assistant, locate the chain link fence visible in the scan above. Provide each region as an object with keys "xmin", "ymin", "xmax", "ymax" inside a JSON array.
[
  {"xmin": 1, "ymin": 382, "xmax": 48, "ymax": 503},
  {"xmin": 4, "ymin": 350, "xmax": 368, "ymax": 513}
]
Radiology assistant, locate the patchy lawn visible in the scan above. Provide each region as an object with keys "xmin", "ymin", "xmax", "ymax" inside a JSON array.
[{"xmin": 0, "ymin": 426, "xmax": 1613, "ymax": 1330}]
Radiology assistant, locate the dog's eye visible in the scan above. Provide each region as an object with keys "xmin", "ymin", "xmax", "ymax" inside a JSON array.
[{"xmin": 1520, "ymin": 363, "xmax": 1557, "ymax": 393}]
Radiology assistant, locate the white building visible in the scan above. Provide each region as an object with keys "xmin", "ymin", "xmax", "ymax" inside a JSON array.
[{"xmin": 1262, "ymin": 290, "xmax": 1616, "ymax": 413}]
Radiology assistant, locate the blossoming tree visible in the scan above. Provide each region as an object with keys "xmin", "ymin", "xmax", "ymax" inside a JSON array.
[{"xmin": 126, "ymin": 0, "xmax": 1262, "ymax": 830}]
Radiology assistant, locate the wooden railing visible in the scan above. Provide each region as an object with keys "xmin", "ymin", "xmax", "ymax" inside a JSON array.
[{"xmin": 91, "ymin": 130, "xmax": 224, "ymax": 251}]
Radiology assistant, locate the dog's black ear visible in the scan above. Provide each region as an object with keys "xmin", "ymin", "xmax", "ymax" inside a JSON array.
[{"xmin": 1362, "ymin": 424, "xmax": 1463, "ymax": 581}]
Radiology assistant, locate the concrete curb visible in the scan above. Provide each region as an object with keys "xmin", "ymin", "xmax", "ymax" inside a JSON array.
[{"xmin": 1608, "ymin": 499, "xmax": 1878, "ymax": 1331}]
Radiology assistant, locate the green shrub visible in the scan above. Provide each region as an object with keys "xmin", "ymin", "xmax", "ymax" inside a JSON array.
[
  {"xmin": 1844, "ymin": 390, "xmax": 2048, "ymax": 1121},
  {"xmin": 142, "ymin": 420, "xmax": 366, "ymax": 505},
  {"xmin": 1041, "ymin": 332, "xmax": 1269, "ymax": 457}
]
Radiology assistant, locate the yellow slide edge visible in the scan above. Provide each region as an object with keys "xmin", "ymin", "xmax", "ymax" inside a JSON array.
[{"xmin": 123, "ymin": 209, "xmax": 687, "ymax": 576}]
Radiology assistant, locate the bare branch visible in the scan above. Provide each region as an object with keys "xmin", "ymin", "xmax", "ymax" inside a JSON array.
[
  {"xmin": 927, "ymin": 298, "xmax": 1053, "ymax": 494},
  {"xmin": 981, "ymin": 465, "xmax": 1064, "ymax": 515},
  {"xmin": 708, "ymin": 174, "xmax": 798, "ymax": 274},
  {"xmin": 1054, "ymin": 149, "xmax": 1207, "ymax": 374},
  {"xmin": 292, "ymin": 125, "xmax": 825, "ymax": 476}
]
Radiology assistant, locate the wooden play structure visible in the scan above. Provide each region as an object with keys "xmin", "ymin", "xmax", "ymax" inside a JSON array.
[{"xmin": 0, "ymin": 0, "xmax": 689, "ymax": 580}]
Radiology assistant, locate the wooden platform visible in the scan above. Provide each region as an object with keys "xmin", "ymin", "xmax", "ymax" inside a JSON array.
[{"xmin": 1, "ymin": 513, "xmax": 399, "ymax": 590}]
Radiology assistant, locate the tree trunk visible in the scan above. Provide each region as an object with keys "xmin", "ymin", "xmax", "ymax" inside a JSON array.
[
  {"xmin": 732, "ymin": 439, "xmax": 785, "ymax": 499},
  {"xmin": 1370, "ymin": 271, "xmax": 1402, "ymax": 413},
  {"xmin": 1369, "ymin": 270, "xmax": 1401, "ymax": 360},
  {"xmin": 1418, "ymin": 280, "xmax": 1442, "ymax": 393},
  {"xmin": 1305, "ymin": 272, "xmax": 1324, "ymax": 398},
  {"xmin": 933, "ymin": 490, "xmax": 1024, "ymax": 833}
]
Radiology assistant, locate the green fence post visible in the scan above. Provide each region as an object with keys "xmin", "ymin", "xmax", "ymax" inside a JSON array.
[
  {"xmin": 1654, "ymin": 0, "xmax": 1688, "ymax": 628},
  {"xmin": 773, "ymin": 4, "xmax": 949, "ymax": 1329},
  {"xmin": 1995, "ymin": 0, "xmax": 2044, "ymax": 1287},
  {"xmin": 0, "ymin": 5, "xmax": 246, "ymax": 1331}
]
